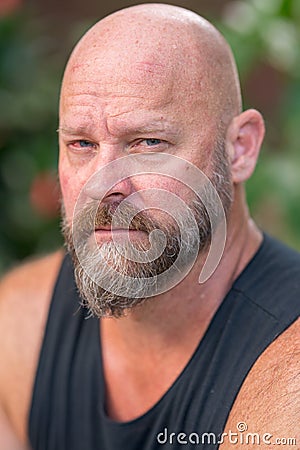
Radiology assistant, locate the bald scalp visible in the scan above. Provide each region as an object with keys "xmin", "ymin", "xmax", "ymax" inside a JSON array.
[{"xmin": 61, "ymin": 3, "xmax": 242, "ymax": 130}]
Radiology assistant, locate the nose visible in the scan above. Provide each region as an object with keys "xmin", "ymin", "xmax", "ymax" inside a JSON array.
[
  {"xmin": 83, "ymin": 146, "xmax": 134, "ymax": 204},
  {"xmin": 89, "ymin": 178, "xmax": 133, "ymax": 204}
]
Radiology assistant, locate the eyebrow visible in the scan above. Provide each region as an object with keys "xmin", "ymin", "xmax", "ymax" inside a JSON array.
[
  {"xmin": 123, "ymin": 122, "xmax": 175, "ymax": 135},
  {"xmin": 111, "ymin": 117, "xmax": 181, "ymax": 140},
  {"xmin": 57, "ymin": 126, "xmax": 93, "ymax": 136}
]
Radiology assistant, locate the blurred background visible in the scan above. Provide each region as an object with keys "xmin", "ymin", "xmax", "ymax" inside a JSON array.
[{"xmin": 0, "ymin": 0, "xmax": 300, "ymax": 274}]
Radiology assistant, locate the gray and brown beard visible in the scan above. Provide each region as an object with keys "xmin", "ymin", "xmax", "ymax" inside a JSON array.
[{"xmin": 61, "ymin": 141, "xmax": 233, "ymax": 318}]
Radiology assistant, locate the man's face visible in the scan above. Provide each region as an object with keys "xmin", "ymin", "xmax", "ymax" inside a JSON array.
[
  {"xmin": 59, "ymin": 36, "xmax": 225, "ymax": 217},
  {"xmin": 58, "ymin": 40, "xmax": 232, "ymax": 317}
]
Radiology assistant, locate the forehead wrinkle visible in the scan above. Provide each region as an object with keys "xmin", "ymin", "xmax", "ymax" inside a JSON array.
[
  {"xmin": 62, "ymin": 63, "xmax": 174, "ymax": 100},
  {"xmin": 106, "ymin": 89, "xmax": 175, "ymax": 118},
  {"xmin": 62, "ymin": 90, "xmax": 148, "ymax": 102}
]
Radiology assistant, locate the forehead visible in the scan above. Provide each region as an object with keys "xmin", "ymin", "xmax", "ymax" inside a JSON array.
[
  {"xmin": 61, "ymin": 64, "xmax": 172, "ymax": 133},
  {"xmin": 62, "ymin": 34, "xmax": 190, "ymax": 95},
  {"xmin": 62, "ymin": 17, "xmax": 209, "ymax": 100},
  {"xmin": 60, "ymin": 47, "xmax": 208, "ymax": 133}
]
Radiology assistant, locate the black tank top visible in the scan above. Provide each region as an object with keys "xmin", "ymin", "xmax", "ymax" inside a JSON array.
[{"xmin": 29, "ymin": 234, "xmax": 300, "ymax": 450}]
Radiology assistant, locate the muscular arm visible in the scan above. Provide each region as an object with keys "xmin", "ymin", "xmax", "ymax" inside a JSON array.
[
  {"xmin": 0, "ymin": 403, "xmax": 27, "ymax": 450},
  {"xmin": 220, "ymin": 318, "xmax": 300, "ymax": 449},
  {"xmin": 0, "ymin": 251, "xmax": 63, "ymax": 448}
]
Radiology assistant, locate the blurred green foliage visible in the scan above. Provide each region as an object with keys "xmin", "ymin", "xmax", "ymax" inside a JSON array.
[
  {"xmin": 0, "ymin": 0, "xmax": 300, "ymax": 274},
  {"xmin": 0, "ymin": 12, "xmax": 63, "ymax": 273},
  {"xmin": 219, "ymin": 0, "xmax": 300, "ymax": 249}
]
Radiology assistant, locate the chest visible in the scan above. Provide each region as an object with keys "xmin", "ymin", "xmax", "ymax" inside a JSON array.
[{"xmin": 28, "ymin": 260, "xmax": 292, "ymax": 450}]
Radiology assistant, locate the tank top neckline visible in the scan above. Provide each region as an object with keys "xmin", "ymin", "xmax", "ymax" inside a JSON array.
[{"xmin": 96, "ymin": 233, "xmax": 268, "ymax": 427}]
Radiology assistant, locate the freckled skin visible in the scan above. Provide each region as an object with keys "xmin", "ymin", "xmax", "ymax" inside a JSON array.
[{"xmin": 58, "ymin": 4, "xmax": 243, "ymax": 222}]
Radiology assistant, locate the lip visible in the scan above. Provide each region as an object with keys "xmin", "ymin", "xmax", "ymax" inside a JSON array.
[
  {"xmin": 94, "ymin": 228, "xmax": 146, "ymax": 238},
  {"xmin": 95, "ymin": 226, "xmax": 138, "ymax": 232},
  {"xmin": 95, "ymin": 225, "xmax": 114, "ymax": 231}
]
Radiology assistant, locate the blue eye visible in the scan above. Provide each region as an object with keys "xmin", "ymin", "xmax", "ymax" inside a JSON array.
[
  {"xmin": 68, "ymin": 140, "xmax": 97, "ymax": 152},
  {"xmin": 145, "ymin": 139, "xmax": 162, "ymax": 146},
  {"xmin": 78, "ymin": 140, "xmax": 94, "ymax": 147}
]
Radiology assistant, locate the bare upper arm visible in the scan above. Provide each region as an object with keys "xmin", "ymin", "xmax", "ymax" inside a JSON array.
[
  {"xmin": 0, "ymin": 403, "xmax": 28, "ymax": 450},
  {"xmin": 220, "ymin": 318, "xmax": 300, "ymax": 449},
  {"xmin": 0, "ymin": 251, "xmax": 64, "ymax": 446}
]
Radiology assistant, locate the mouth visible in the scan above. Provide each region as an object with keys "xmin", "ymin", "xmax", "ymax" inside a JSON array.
[
  {"xmin": 94, "ymin": 227, "xmax": 147, "ymax": 242},
  {"xmin": 95, "ymin": 225, "xmax": 141, "ymax": 232}
]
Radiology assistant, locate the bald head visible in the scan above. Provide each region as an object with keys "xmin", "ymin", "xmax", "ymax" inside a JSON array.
[{"xmin": 61, "ymin": 4, "xmax": 242, "ymax": 130}]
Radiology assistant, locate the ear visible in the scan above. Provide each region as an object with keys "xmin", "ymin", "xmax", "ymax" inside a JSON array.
[{"xmin": 226, "ymin": 109, "xmax": 265, "ymax": 184}]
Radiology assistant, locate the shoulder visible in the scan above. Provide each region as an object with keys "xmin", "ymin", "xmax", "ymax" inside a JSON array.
[
  {"xmin": 262, "ymin": 235, "xmax": 300, "ymax": 284},
  {"xmin": 0, "ymin": 251, "xmax": 64, "ymax": 351},
  {"xmin": 234, "ymin": 234, "xmax": 300, "ymax": 321},
  {"xmin": 0, "ymin": 250, "xmax": 64, "ymax": 301},
  {"xmin": 221, "ymin": 318, "xmax": 300, "ymax": 449},
  {"xmin": 0, "ymin": 250, "xmax": 64, "ymax": 443}
]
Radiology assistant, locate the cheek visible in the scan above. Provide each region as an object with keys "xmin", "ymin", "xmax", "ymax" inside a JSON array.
[
  {"xmin": 134, "ymin": 175, "xmax": 193, "ymax": 209},
  {"xmin": 59, "ymin": 157, "xmax": 86, "ymax": 222}
]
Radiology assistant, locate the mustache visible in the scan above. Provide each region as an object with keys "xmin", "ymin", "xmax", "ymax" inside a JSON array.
[{"xmin": 73, "ymin": 200, "xmax": 162, "ymax": 237}]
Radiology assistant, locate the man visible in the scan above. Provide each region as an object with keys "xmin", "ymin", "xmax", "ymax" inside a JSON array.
[{"xmin": 0, "ymin": 3, "xmax": 299, "ymax": 449}]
